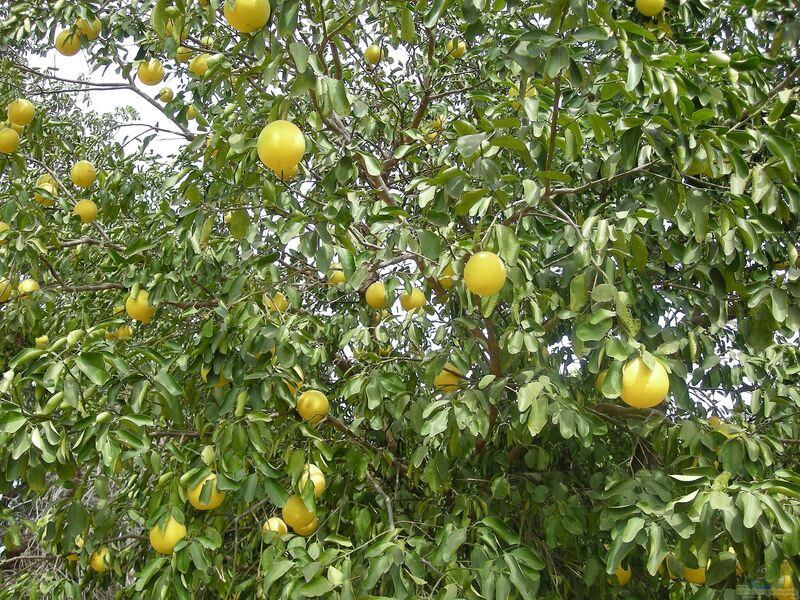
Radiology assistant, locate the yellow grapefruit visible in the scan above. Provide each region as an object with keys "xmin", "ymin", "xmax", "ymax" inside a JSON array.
[
  {"xmin": 296, "ymin": 390, "xmax": 329, "ymax": 424},
  {"xmin": 620, "ymin": 357, "xmax": 669, "ymax": 408},
  {"xmin": 257, "ymin": 120, "xmax": 305, "ymax": 172},
  {"xmin": 149, "ymin": 516, "xmax": 187, "ymax": 554},
  {"xmin": 464, "ymin": 251, "xmax": 506, "ymax": 296},
  {"xmin": 187, "ymin": 473, "xmax": 225, "ymax": 510}
]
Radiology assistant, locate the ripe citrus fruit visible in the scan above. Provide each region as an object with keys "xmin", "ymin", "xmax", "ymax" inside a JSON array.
[
  {"xmin": 439, "ymin": 264, "xmax": 455, "ymax": 289},
  {"xmin": 257, "ymin": 120, "xmax": 305, "ymax": 172},
  {"xmin": 613, "ymin": 564, "xmax": 631, "ymax": 586},
  {"xmin": 281, "ymin": 495, "xmax": 315, "ymax": 529},
  {"xmin": 293, "ymin": 516, "xmax": 319, "ymax": 537},
  {"xmin": 285, "ymin": 365, "xmax": 304, "ymax": 395},
  {"xmin": 114, "ymin": 325, "xmax": 133, "ymax": 340},
  {"xmin": 201, "ymin": 366, "xmax": 229, "ymax": 388},
  {"xmin": 0, "ymin": 127, "xmax": 20, "ymax": 154},
  {"xmin": 364, "ymin": 45, "xmax": 383, "ymax": 65},
  {"xmin": 34, "ymin": 181, "xmax": 57, "ymax": 206},
  {"xmin": 76, "ymin": 17, "xmax": 101, "ymax": 40},
  {"xmin": 223, "ymin": 0, "xmax": 271, "ymax": 33},
  {"xmin": 265, "ymin": 292, "xmax": 288, "ymax": 313},
  {"xmin": 275, "ymin": 163, "xmax": 299, "ymax": 181},
  {"xmin": 262, "ymin": 517, "xmax": 288, "ymax": 534},
  {"xmin": 125, "ymin": 289, "xmax": 155, "ymax": 323},
  {"xmin": 463, "ymin": 251, "xmax": 507, "ymax": 296},
  {"xmin": 176, "ymin": 46, "xmax": 192, "ymax": 63},
  {"xmin": 683, "ymin": 564, "xmax": 706, "ymax": 585},
  {"xmin": 35, "ymin": 335, "xmax": 49, "ymax": 347},
  {"xmin": 7, "ymin": 99, "xmax": 35, "ymax": 126},
  {"xmin": 0, "ymin": 221, "xmax": 9, "ymax": 245},
  {"xmin": 400, "ymin": 288, "xmax": 426, "ymax": 311},
  {"xmin": 187, "ymin": 473, "xmax": 225, "ymax": 510},
  {"xmin": 446, "ymin": 39, "xmax": 466, "ymax": 58},
  {"xmin": 55, "ymin": 29, "xmax": 82, "ymax": 56},
  {"xmin": 164, "ymin": 19, "xmax": 188, "ymax": 40},
  {"xmin": 189, "ymin": 54, "xmax": 209, "ymax": 77},
  {"xmin": 620, "ymin": 357, "xmax": 669, "ymax": 408},
  {"xmin": 296, "ymin": 390, "xmax": 329, "ymax": 424},
  {"xmin": 773, "ymin": 574, "xmax": 795, "ymax": 600},
  {"xmin": 149, "ymin": 515, "xmax": 187, "ymax": 554},
  {"xmin": 89, "ymin": 547, "xmax": 108, "ymax": 573},
  {"xmin": 434, "ymin": 363, "xmax": 462, "ymax": 392},
  {"xmin": 365, "ymin": 282, "xmax": 387, "ymax": 309},
  {"xmin": 187, "ymin": 106, "xmax": 198, "ymax": 120},
  {"xmin": 329, "ymin": 269, "xmax": 346, "ymax": 285},
  {"xmin": 18, "ymin": 278, "xmax": 39, "ymax": 297},
  {"xmin": 636, "ymin": 0, "xmax": 665, "ymax": 16},
  {"xmin": 299, "ymin": 464, "xmax": 326, "ymax": 498},
  {"xmin": 70, "ymin": 160, "xmax": 96, "ymax": 188},
  {"xmin": 0, "ymin": 279, "xmax": 11, "ymax": 303},
  {"xmin": 73, "ymin": 199, "xmax": 97, "ymax": 223},
  {"xmin": 158, "ymin": 87, "xmax": 174, "ymax": 102},
  {"xmin": 137, "ymin": 59, "xmax": 165, "ymax": 86}
]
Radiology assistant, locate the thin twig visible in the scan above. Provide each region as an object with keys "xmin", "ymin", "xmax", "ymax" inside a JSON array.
[{"xmin": 365, "ymin": 471, "xmax": 395, "ymax": 530}]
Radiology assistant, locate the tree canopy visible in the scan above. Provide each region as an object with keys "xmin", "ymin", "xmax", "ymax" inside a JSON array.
[{"xmin": 1, "ymin": 0, "xmax": 800, "ymax": 598}]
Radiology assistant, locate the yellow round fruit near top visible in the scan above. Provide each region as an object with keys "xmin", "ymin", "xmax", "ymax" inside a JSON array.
[
  {"xmin": 0, "ymin": 221, "xmax": 9, "ymax": 245},
  {"xmin": 201, "ymin": 366, "xmax": 229, "ymax": 388},
  {"xmin": 149, "ymin": 515, "xmax": 187, "ymax": 554},
  {"xmin": 364, "ymin": 45, "xmax": 383, "ymax": 65},
  {"xmin": 296, "ymin": 390, "xmax": 329, "ymax": 424},
  {"xmin": 125, "ymin": 289, "xmax": 155, "ymax": 323},
  {"xmin": 7, "ymin": 99, "xmax": 35, "ymax": 126},
  {"xmin": 365, "ymin": 282, "xmax": 387, "ymax": 309},
  {"xmin": 257, "ymin": 120, "xmax": 305, "ymax": 172},
  {"xmin": 70, "ymin": 160, "xmax": 96, "ymax": 188},
  {"xmin": 439, "ymin": 263, "xmax": 455, "ymax": 289},
  {"xmin": 299, "ymin": 464, "xmax": 326, "ymax": 498},
  {"xmin": 0, "ymin": 279, "xmax": 11, "ymax": 303},
  {"xmin": 434, "ymin": 363, "xmax": 462, "ymax": 392},
  {"xmin": 159, "ymin": 87, "xmax": 174, "ymax": 102},
  {"xmin": 73, "ymin": 199, "xmax": 97, "ymax": 224},
  {"xmin": 76, "ymin": 17, "xmax": 102, "ymax": 40},
  {"xmin": 137, "ymin": 59, "xmax": 165, "ymax": 86},
  {"xmin": 223, "ymin": 0, "xmax": 271, "ymax": 33},
  {"xmin": 682, "ymin": 564, "xmax": 706, "ymax": 585},
  {"xmin": 463, "ymin": 251, "xmax": 507, "ymax": 297},
  {"xmin": 400, "ymin": 288, "xmax": 426, "ymax": 311},
  {"xmin": 613, "ymin": 564, "xmax": 631, "ymax": 586},
  {"xmin": 635, "ymin": 0, "xmax": 665, "ymax": 17},
  {"xmin": 446, "ymin": 38, "xmax": 466, "ymax": 58},
  {"xmin": 0, "ymin": 127, "xmax": 20, "ymax": 154},
  {"xmin": 34, "ymin": 182, "xmax": 57, "ymax": 206},
  {"xmin": 510, "ymin": 83, "xmax": 537, "ymax": 110},
  {"xmin": 329, "ymin": 269, "xmax": 346, "ymax": 286},
  {"xmin": 187, "ymin": 473, "xmax": 225, "ymax": 510},
  {"xmin": 55, "ymin": 29, "xmax": 82, "ymax": 56},
  {"xmin": 293, "ymin": 516, "xmax": 318, "ymax": 537},
  {"xmin": 18, "ymin": 278, "xmax": 39, "ymax": 296},
  {"xmin": 189, "ymin": 54, "xmax": 209, "ymax": 77},
  {"xmin": 89, "ymin": 547, "xmax": 109, "ymax": 573},
  {"xmin": 262, "ymin": 517, "xmax": 288, "ymax": 535},
  {"xmin": 281, "ymin": 495, "xmax": 315, "ymax": 529},
  {"xmin": 620, "ymin": 357, "xmax": 670, "ymax": 408}
]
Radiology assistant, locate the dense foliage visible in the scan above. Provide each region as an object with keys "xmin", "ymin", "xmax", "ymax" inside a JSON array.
[{"xmin": 1, "ymin": 0, "xmax": 799, "ymax": 598}]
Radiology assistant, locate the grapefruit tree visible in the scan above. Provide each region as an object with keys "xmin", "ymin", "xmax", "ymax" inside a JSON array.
[{"xmin": 0, "ymin": 0, "xmax": 799, "ymax": 598}]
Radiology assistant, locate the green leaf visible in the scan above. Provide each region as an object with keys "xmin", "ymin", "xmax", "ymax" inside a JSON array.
[
  {"xmin": 300, "ymin": 576, "xmax": 335, "ymax": 597},
  {"xmin": 76, "ymin": 353, "xmax": 111, "ymax": 386},
  {"xmin": 0, "ymin": 412, "xmax": 26, "ymax": 434},
  {"xmin": 229, "ymin": 208, "xmax": 250, "ymax": 241},
  {"xmin": 762, "ymin": 131, "xmax": 798, "ymax": 173},
  {"xmin": 456, "ymin": 133, "xmax": 488, "ymax": 157},
  {"xmin": 264, "ymin": 560, "xmax": 294, "ymax": 593},
  {"xmin": 358, "ymin": 152, "xmax": 382, "ymax": 176},
  {"xmin": 621, "ymin": 516, "xmax": 645, "ymax": 543},
  {"xmin": 278, "ymin": 0, "xmax": 299, "ymax": 37},
  {"xmin": 417, "ymin": 230, "xmax": 441, "ymax": 260},
  {"xmin": 591, "ymin": 283, "xmax": 617, "ymax": 303},
  {"xmin": 646, "ymin": 524, "xmax": 668, "ymax": 576},
  {"xmin": 481, "ymin": 517, "xmax": 521, "ymax": 545},
  {"xmin": 569, "ymin": 274, "xmax": 588, "ymax": 312},
  {"xmin": 289, "ymin": 42, "xmax": 309, "ymax": 73},
  {"xmin": 423, "ymin": 0, "xmax": 446, "ymax": 27},
  {"xmin": 327, "ymin": 78, "xmax": 351, "ymax": 117},
  {"xmin": 400, "ymin": 7, "xmax": 415, "ymax": 42}
]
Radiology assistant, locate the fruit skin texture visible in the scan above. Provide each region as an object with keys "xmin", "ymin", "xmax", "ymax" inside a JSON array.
[
  {"xmin": 434, "ymin": 363, "xmax": 462, "ymax": 392},
  {"xmin": 364, "ymin": 45, "xmax": 383, "ymax": 65},
  {"xmin": 299, "ymin": 464, "xmax": 326, "ymax": 498},
  {"xmin": 159, "ymin": 87, "xmax": 174, "ymax": 102},
  {"xmin": 446, "ymin": 39, "xmax": 466, "ymax": 58},
  {"xmin": 635, "ymin": 0, "xmax": 665, "ymax": 16},
  {"xmin": 464, "ymin": 251, "xmax": 507, "ymax": 297},
  {"xmin": 614, "ymin": 565, "xmax": 631, "ymax": 586},
  {"xmin": 71, "ymin": 160, "xmax": 96, "ymax": 188},
  {"xmin": 296, "ymin": 390, "xmax": 329, "ymax": 424},
  {"xmin": 365, "ymin": 282, "xmax": 387, "ymax": 309},
  {"xmin": 439, "ymin": 264, "xmax": 455, "ymax": 289},
  {"xmin": 18, "ymin": 278, "xmax": 39, "ymax": 296},
  {"xmin": 262, "ymin": 517, "xmax": 288, "ymax": 534},
  {"xmin": 35, "ymin": 335, "xmax": 49, "ymax": 348},
  {"xmin": 89, "ymin": 547, "xmax": 108, "ymax": 573},
  {"xmin": 176, "ymin": 46, "xmax": 192, "ymax": 63},
  {"xmin": 7, "ymin": 99, "xmax": 35, "ymax": 126},
  {"xmin": 149, "ymin": 516, "xmax": 187, "ymax": 554},
  {"xmin": 56, "ymin": 30, "xmax": 82, "ymax": 56},
  {"xmin": 125, "ymin": 289, "xmax": 155, "ymax": 324},
  {"xmin": 187, "ymin": 106, "xmax": 198, "ymax": 120},
  {"xmin": 282, "ymin": 495, "xmax": 315, "ymax": 529},
  {"xmin": 293, "ymin": 516, "xmax": 319, "ymax": 536},
  {"xmin": 76, "ymin": 17, "xmax": 101, "ymax": 40},
  {"xmin": 114, "ymin": 325, "xmax": 133, "ymax": 340},
  {"xmin": 682, "ymin": 565, "xmax": 706, "ymax": 585},
  {"xmin": 0, "ymin": 279, "xmax": 11, "ymax": 303},
  {"xmin": 620, "ymin": 357, "xmax": 670, "ymax": 408},
  {"xmin": 189, "ymin": 54, "xmax": 209, "ymax": 77},
  {"xmin": 74, "ymin": 199, "xmax": 98, "ymax": 223},
  {"xmin": 187, "ymin": 473, "xmax": 225, "ymax": 510},
  {"xmin": 329, "ymin": 270, "xmax": 346, "ymax": 285},
  {"xmin": 0, "ymin": 128, "xmax": 20, "ymax": 154},
  {"xmin": 34, "ymin": 182, "xmax": 57, "ymax": 206},
  {"xmin": 223, "ymin": 0, "xmax": 271, "ymax": 33},
  {"xmin": 276, "ymin": 163, "xmax": 299, "ymax": 181},
  {"xmin": 400, "ymin": 288, "xmax": 426, "ymax": 311},
  {"xmin": 773, "ymin": 574, "xmax": 795, "ymax": 600},
  {"xmin": 265, "ymin": 292, "xmax": 288, "ymax": 313},
  {"xmin": 0, "ymin": 221, "xmax": 9, "ymax": 245},
  {"xmin": 138, "ymin": 59, "xmax": 165, "ymax": 86},
  {"xmin": 257, "ymin": 120, "xmax": 305, "ymax": 172}
]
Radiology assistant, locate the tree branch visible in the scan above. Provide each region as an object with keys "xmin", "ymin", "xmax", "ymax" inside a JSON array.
[{"xmin": 365, "ymin": 470, "xmax": 395, "ymax": 530}]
